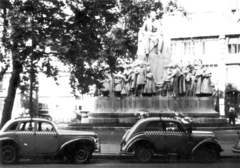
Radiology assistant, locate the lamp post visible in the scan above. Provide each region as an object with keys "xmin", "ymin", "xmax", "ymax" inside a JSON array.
[{"xmin": 22, "ymin": 0, "xmax": 34, "ymax": 117}]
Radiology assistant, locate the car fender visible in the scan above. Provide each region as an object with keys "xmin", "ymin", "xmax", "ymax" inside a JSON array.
[
  {"xmin": 125, "ymin": 133, "xmax": 154, "ymax": 152},
  {"xmin": 191, "ymin": 138, "xmax": 223, "ymax": 154},
  {"xmin": 0, "ymin": 137, "xmax": 19, "ymax": 148},
  {"xmin": 59, "ymin": 137, "xmax": 95, "ymax": 152}
]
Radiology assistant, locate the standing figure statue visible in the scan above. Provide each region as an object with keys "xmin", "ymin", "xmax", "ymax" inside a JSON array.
[
  {"xmin": 144, "ymin": 67, "xmax": 156, "ymax": 96},
  {"xmin": 140, "ymin": 11, "xmax": 163, "ymax": 60},
  {"xmin": 136, "ymin": 62, "xmax": 147, "ymax": 97}
]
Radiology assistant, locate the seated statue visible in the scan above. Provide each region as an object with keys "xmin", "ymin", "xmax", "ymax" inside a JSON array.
[{"xmin": 139, "ymin": 11, "xmax": 163, "ymax": 58}]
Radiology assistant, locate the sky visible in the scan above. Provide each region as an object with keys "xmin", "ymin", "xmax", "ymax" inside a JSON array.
[{"xmin": 177, "ymin": 0, "xmax": 228, "ymax": 13}]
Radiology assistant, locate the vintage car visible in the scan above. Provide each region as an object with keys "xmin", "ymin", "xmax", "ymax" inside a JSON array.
[
  {"xmin": 0, "ymin": 116, "xmax": 100, "ymax": 164},
  {"xmin": 120, "ymin": 117, "xmax": 223, "ymax": 163},
  {"xmin": 232, "ymin": 132, "xmax": 240, "ymax": 153}
]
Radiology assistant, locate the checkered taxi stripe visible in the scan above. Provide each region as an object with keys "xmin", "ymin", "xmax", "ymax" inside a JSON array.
[
  {"xmin": 16, "ymin": 131, "xmax": 57, "ymax": 135},
  {"xmin": 16, "ymin": 131, "xmax": 34, "ymax": 134},
  {"xmin": 36, "ymin": 131, "xmax": 57, "ymax": 135},
  {"xmin": 144, "ymin": 131, "xmax": 185, "ymax": 135}
]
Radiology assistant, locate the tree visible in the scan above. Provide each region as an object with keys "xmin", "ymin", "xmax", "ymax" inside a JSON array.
[
  {"xmin": 68, "ymin": 0, "xmax": 186, "ymax": 95},
  {"xmin": 0, "ymin": 0, "xmax": 74, "ymax": 128},
  {"xmin": 0, "ymin": 0, "xmax": 185, "ymax": 128}
]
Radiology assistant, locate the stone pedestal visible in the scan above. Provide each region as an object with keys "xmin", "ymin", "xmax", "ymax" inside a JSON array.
[
  {"xmin": 78, "ymin": 96, "xmax": 227, "ymax": 125},
  {"xmin": 137, "ymin": 52, "xmax": 171, "ymax": 84}
]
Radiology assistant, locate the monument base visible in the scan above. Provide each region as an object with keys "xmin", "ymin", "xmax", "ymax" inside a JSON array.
[
  {"xmin": 79, "ymin": 96, "xmax": 226, "ymax": 126},
  {"xmin": 81, "ymin": 112, "xmax": 227, "ymax": 126}
]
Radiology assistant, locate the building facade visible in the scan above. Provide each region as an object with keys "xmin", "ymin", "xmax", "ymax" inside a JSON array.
[{"xmin": 165, "ymin": 0, "xmax": 240, "ymax": 116}]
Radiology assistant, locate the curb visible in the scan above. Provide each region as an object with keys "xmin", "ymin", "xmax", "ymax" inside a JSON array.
[{"xmin": 91, "ymin": 153, "xmax": 240, "ymax": 161}]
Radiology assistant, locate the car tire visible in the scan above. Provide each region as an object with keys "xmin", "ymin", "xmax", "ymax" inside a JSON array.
[
  {"xmin": 0, "ymin": 145, "xmax": 17, "ymax": 164},
  {"xmin": 74, "ymin": 146, "xmax": 90, "ymax": 164},
  {"xmin": 135, "ymin": 145, "xmax": 152, "ymax": 163},
  {"xmin": 192, "ymin": 147, "xmax": 219, "ymax": 163}
]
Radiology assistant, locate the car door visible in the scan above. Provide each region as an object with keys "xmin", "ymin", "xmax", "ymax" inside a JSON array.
[
  {"xmin": 144, "ymin": 121, "xmax": 167, "ymax": 153},
  {"xmin": 34, "ymin": 121, "xmax": 59, "ymax": 154},
  {"xmin": 15, "ymin": 121, "xmax": 35, "ymax": 154},
  {"xmin": 162, "ymin": 121, "xmax": 189, "ymax": 153}
]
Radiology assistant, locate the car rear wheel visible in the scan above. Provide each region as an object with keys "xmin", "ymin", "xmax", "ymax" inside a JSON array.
[
  {"xmin": 74, "ymin": 146, "xmax": 90, "ymax": 164},
  {"xmin": 0, "ymin": 145, "xmax": 17, "ymax": 164},
  {"xmin": 135, "ymin": 145, "xmax": 152, "ymax": 163},
  {"xmin": 192, "ymin": 147, "xmax": 219, "ymax": 163}
]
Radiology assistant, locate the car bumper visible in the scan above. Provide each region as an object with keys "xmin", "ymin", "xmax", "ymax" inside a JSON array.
[
  {"xmin": 120, "ymin": 150, "xmax": 134, "ymax": 155},
  {"xmin": 94, "ymin": 144, "xmax": 101, "ymax": 153},
  {"xmin": 232, "ymin": 148, "xmax": 240, "ymax": 153},
  {"xmin": 120, "ymin": 146, "xmax": 134, "ymax": 155}
]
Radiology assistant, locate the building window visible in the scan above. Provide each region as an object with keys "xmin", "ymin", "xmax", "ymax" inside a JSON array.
[
  {"xmin": 202, "ymin": 41, "xmax": 205, "ymax": 55},
  {"xmin": 228, "ymin": 38, "xmax": 240, "ymax": 54},
  {"xmin": 228, "ymin": 44, "xmax": 240, "ymax": 53},
  {"xmin": 192, "ymin": 41, "xmax": 195, "ymax": 56},
  {"xmin": 171, "ymin": 43, "xmax": 176, "ymax": 56},
  {"xmin": 184, "ymin": 42, "xmax": 191, "ymax": 56},
  {"xmin": 227, "ymin": 64, "xmax": 240, "ymax": 84}
]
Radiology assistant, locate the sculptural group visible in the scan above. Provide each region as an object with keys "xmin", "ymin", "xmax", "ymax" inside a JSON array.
[
  {"xmin": 97, "ymin": 60, "xmax": 156, "ymax": 98},
  {"xmin": 94, "ymin": 11, "xmax": 214, "ymax": 99},
  {"xmin": 95, "ymin": 59, "xmax": 213, "ymax": 99}
]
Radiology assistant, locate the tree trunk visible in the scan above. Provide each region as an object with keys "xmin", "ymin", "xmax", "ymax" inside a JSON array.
[{"xmin": 0, "ymin": 61, "xmax": 22, "ymax": 129}]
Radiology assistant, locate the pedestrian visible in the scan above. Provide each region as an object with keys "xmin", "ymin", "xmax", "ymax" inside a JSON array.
[{"xmin": 229, "ymin": 104, "xmax": 236, "ymax": 125}]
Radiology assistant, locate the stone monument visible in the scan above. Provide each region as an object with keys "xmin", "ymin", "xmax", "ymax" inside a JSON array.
[
  {"xmin": 137, "ymin": 11, "xmax": 171, "ymax": 84},
  {"xmin": 78, "ymin": 11, "xmax": 226, "ymax": 126}
]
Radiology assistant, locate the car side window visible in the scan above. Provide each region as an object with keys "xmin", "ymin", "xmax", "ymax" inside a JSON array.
[
  {"xmin": 145, "ymin": 121, "xmax": 164, "ymax": 131},
  {"xmin": 37, "ymin": 122, "xmax": 54, "ymax": 132},
  {"xmin": 6, "ymin": 122, "xmax": 19, "ymax": 132},
  {"xmin": 164, "ymin": 122, "xmax": 183, "ymax": 132},
  {"xmin": 18, "ymin": 122, "xmax": 34, "ymax": 131}
]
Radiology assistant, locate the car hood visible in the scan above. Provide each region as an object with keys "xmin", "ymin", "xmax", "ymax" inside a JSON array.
[
  {"xmin": 191, "ymin": 130, "xmax": 216, "ymax": 138},
  {"xmin": 58, "ymin": 129, "xmax": 97, "ymax": 138}
]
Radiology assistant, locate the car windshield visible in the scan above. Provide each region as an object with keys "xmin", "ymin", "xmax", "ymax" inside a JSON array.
[
  {"xmin": 0, "ymin": 120, "xmax": 14, "ymax": 132},
  {"xmin": 49, "ymin": 121, "xmax": 59, "ymax": 131},
  {"xmin": 130, "ymin": 119, "xmax": 142, "ymax": 131}
]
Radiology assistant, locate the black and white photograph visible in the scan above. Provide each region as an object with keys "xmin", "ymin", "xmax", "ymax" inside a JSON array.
[{"xmin": 0, "ymin": 0, "xmax": 240, "ymax": 167}]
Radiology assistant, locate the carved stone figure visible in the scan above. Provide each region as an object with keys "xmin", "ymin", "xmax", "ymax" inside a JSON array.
[
  {"xmin": 200, "ymin": 69, "xmax": 212, "ymax": 95},
  {"xmin": 140, "ymin": 11, "xmax": 163, "ymax": 59},
  {"xmin": 136, "ymin": 62, "xmax": 147, "ymax": 97},
  {"xmin": 114, "ymin": 73, "xmax": 123, "ymax": 97},
  {"xmin": 144, "ymin": 67, "xmax": 156, "ymax": 95}
]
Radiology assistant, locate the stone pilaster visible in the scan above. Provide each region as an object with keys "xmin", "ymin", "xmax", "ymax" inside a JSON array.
[{"xmin": 218, "ymin": 34, "xmax": 227, "ymax": 116}]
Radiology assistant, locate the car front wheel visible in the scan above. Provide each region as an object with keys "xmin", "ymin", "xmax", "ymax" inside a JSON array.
[
  {"xmin": 135, "ymin": 145, "xmax": 152, "ymax": 163},
  {"xmin": 0, "ymin": 145, "xmax": 17, "ymax": 164},
  {"xmin": 74, "ymin": 146, "xmax": 90, "ymax": 164},
  {"xmin": 192, "ymin": 147, "xmax": 219, "ymax": 163}
]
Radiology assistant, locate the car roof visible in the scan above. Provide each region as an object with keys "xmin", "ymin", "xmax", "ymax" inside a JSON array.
[
  {"xmin": 134, "ymin": 117, "xmax": 181, "ymax": 131},
  {"xmin": 12, "ymin": 117, "xmax": 52, "ymax": 122},
  {"xmin": 0, "ymin": 117, "xmax": 53, "ymax": 132},
  {"xmin": 141, "ymin": 117, "xmax": 181, "ymax": 123}
]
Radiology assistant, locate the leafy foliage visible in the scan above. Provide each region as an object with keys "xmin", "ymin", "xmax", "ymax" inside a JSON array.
[
  {"xmin": 1, "ymin": 0, "xmax": 185, "ymax": 95},
  {"xmin": 0, "ymin": 0, "xmax": 186, "ymax": 127}
]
